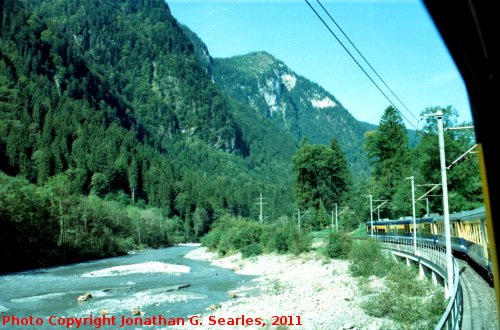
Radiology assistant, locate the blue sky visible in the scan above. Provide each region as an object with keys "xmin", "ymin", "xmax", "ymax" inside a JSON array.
[{"xmin": 167, "ymin": 0, "xmax": 471, "ymax": 127}]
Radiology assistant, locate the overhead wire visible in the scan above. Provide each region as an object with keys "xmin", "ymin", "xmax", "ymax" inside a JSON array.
[
  {"xmin": 304, "ymin": 0, "xmax": 420, "ymax": 131},
  {"xmin": 315, "ymin": 0, "xmax": 420, "ymax": 124}
]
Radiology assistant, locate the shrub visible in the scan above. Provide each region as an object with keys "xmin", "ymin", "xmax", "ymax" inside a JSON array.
[
  {"xmin": 349, "ymin": 239, "xmax": 393, "ymax": 277},
  {"xmin": 241, "ymin": 243, "xmax": 263, "ymax": 257},
  {"xmin": 362, "ymin": 284, "xmax": 446, "ymax": 328},
  {"xmin": 200, "ymin": 217, "xmax": 310, "ymax": 257},
  {"xmin": 359, "ymin": 250, "xmax": 447, "ymax": 329},
  {"xmin": 286, "ymin": 225, "xmax": 311, "ymax": 255},
  {"xmin": 325, "ymin": 231, "xmax": 353, "ymax": 259},
  {"xmin": 262, "ymin": 226, "xmax": 289, "ymax": 253},
  {"xmin": 386, "ymin": 264, "xmax": 426, "ymax": 296}
]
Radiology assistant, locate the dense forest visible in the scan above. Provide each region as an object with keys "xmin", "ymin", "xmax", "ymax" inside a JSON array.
[
  {"xmin": 0, "ymin": 0, "xmax": 299, "ymax": 271},
  {"xmin": 365, "ymin": 106, "xmax": 482, "ymax": 219},
  {"xmin": 0, "ymin": 0, "xmax": 483, "ymax": 272}
]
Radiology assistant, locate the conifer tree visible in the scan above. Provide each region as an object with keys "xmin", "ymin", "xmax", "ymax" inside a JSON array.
[{"xmin": 365, "ymin": 106, "xmax": 410, "ymax": 217}]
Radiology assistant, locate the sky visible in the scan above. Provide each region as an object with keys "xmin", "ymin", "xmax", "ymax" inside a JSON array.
[{"xmin": 167, "ymin": 0, "xmax": 471, "ymax": 127}]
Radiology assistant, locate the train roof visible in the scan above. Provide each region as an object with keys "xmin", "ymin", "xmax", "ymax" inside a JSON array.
[
  {"xmin": 365, "ymin": 206, "xmax": 485, "ymax": 225},
  {"xmin": 433, "ymin": 206, "xmax": 485, "ymax": 222},
  {"xmin": 366, "ymin": 217, "xmax": 433, "ymax": 226}
]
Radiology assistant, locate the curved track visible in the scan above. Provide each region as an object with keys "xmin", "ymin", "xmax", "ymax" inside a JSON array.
[{"xmin": 458, "ymin": 259, "xmax": 498, "ymax": 329}]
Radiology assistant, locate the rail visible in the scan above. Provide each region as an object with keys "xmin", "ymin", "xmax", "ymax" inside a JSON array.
[{"xmin": 372, "ymin": 236, "xmax": 462, "ymax": 330}]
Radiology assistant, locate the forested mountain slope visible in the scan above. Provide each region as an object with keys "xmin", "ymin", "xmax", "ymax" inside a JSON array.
[
  {"xmin": 212, "ymin": 52, "xmax": 371, "ymax": 173},
  {"xmin": 0, "ymin": 0, "xmax": 378, "ymax": 271},
  {"xmin": 0, "ymin": 0, "xmax": 298, "ymax": 244}
]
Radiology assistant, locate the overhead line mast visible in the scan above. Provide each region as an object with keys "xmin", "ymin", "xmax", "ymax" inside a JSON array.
[{"xmin": 304, "ymin": 0, "xmax": 420, "ymax": 131}]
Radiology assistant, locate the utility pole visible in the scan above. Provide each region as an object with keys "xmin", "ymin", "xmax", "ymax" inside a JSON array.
[
  {"xmin": 330, "ymin": 210, "xmax": 334, "ymax": 231},
  {"xmin": 425, "ymin": 110, "xmax": 453, "ymax": 296},
  {"xmin": 373, "ymin": 200, "xmax": 388, "ymax": 221},
  {"xmin": 337, "ymin": 206, "xmax": 349, "ymax": 232},
  {"xmin": 335, "ymin": 203, "xmax": 338, "ymax": 232},
  {"xmin": 297, "ymin": 209, "xmax": 311, "ymax": 230},
  {"xmin": 426, "ymin": 198, "xmax": 429, "ymax": 217},
  {"xmin": 255, "ymin": 193, "xmax": 267, "ymax": 223},
  {"xmin": 367, "ymin": 195, "xmax": 373, "ymax": 236},
  {"xmin": 406, "ymin": 176, "xmax": 417, "ymax": 255}
]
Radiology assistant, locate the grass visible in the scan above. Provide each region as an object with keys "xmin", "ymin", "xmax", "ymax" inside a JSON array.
[
  {"xmin": 350, "ymin": 224, "xmax": 368, "ymax": 238},
  {"xmin": 309, "ymin": 228, "xmax": 332, "ymax": 239}
]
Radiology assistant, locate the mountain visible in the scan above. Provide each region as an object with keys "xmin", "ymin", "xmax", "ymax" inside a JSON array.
[
  {"xmin": 212, "ymin": 52, "xmax": 371, "ymax": 173},
  {"xmin": 0, "ymin": 0, "xmax": 375, "ymax": 272},
  {"xmin": 0, "ymin": 0, "xmax": 301, "ymax": 223}
]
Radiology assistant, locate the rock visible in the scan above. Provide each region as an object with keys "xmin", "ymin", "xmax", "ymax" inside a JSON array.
[
  {"xmin": 77, "ymin": 293, "xmax": 92, "ymax": 302},
  {"xmin": 131, "ymin": 309, "xmax": 144, "ymax": 316},
  {"xmin": 147, "ymin": 284, "xmax": 191, "ymax": 295},
  {"xmin": 102, "ymin": 287, "xmax": 132, "ymax": 292}
]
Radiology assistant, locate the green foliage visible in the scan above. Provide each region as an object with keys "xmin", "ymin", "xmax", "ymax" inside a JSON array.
[
  {"xmin": 201, "ymin": 216, "xmax": 310, "ymax": 257},
  {"xmin": 0, "ymin": 0, "xmax": 300, "ymax": 272},
  {"xmin": 361, "ymin": 264, "xmax": 447, "ymax": 329},
  {"xmin": 0, "ymin": 172, "xmax": 172, "ymax": 273},
  {"xmin": 325, "ymin": 231, "xmax": 353, "ymax": 259},
  {"xmin": 348, "ymin": 239, "xmax": 393, "ymax": 277},
  {"xmin": 365, "ymin": 106, "xmax": 411, "ymax": 218},
  {"xmin": 292, "ymin": 140, "xmax": 351, "ymax": 216},
  {"xmin": 414, "ymin": 107, "xmax": 482, "ymax": 214},
  {"xmin": 350, "ymin": 224, "xmax": 367, "ymax": 238},
  {"xmin": 365, "ymin": 105, "xmax": 482, "ymax": 219}
]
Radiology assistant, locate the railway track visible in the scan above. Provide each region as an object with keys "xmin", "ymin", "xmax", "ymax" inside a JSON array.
[{"xmin": 458, "ymin": 259, "xmax": 498, "ymax": 329}]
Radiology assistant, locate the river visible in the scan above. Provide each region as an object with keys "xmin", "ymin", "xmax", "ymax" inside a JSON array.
[{"xmin": 0, "ymin": 245, "xmax": 253, "ymax": 329}]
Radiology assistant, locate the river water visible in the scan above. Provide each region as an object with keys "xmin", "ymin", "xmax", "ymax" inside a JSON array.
[{"xmin": 0, "ymin": 245, "xmax": 253, "ymax": 329}]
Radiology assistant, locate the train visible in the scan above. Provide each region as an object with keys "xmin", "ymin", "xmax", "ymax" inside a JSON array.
[{"xmin": 366, "ymin": 207, "xmax": 492, "ymax": 277}]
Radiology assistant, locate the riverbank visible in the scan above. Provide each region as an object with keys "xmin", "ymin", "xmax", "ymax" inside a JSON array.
[{"xmin": 183, "ymin": 247, "xmax": 394, "ymax": 329}]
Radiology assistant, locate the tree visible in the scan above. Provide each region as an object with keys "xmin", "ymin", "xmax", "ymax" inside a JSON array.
[
  {"xmin": 414, "ymin": 107, "xmax": 482, "ymax": 214},
  {"xmin": 128, "ymin": 157, "xmax": 138, "ymax": 204},
  {"xmin": 292, "ymin": 139, "xmax": 350, "ymax": 211},
  {"xmin": 365, "ymin": 106, "xmax": 410, "ymax": 217},
  {"xmin": 193, "ymin": 206, "xmax": 209, "ymax": 237}
]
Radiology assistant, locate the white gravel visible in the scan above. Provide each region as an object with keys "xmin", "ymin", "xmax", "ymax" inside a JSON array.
[
  {"xmin": 80, "ymin": 262, "xmax": 190, "ymax": 277},
  {"xmin": 183, "ymin": 248, "xmax": 394, "ymax": 329}
]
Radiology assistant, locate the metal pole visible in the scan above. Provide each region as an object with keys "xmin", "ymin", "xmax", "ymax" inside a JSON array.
[
  {"xmin": 259, "ymin": 193, "xmax": 263, "ymax": 223},
  {"xmin": 377, "ymin": 205, "xmax": 380, "ymax": 221},
  {"xmin": 335, "ymin": 203, "xmax": 338, "ymax": 232},
  {"xmin": 426, "ymin": 198, "xmax": 429, "ymax": 217},
  {"xmin": 411, "ymin": 176, "xmax": 417, "ymax": 255},
  {"xmin": 330, "ymin": 210, "xmax": 333, "ymax": 230},
  {"xmin": 297, "ymin": 209, "xmax": 301, "ymax": 230},
  {"xmin": 437, "ymin": 111, "xmax": 454, "ymax": 296},
  {"xmin": 369, "ymin": 195, "xmax": 373, "ymax": 237}
]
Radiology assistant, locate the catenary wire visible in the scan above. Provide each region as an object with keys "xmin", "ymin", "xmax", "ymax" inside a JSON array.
[
  {"xmin": 304, "ymin": 0, "xmax": 419, "ymax": 131},
  {"xmin": 316, "ymin": 0, "xmax": 420, "ymax": 124}
]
